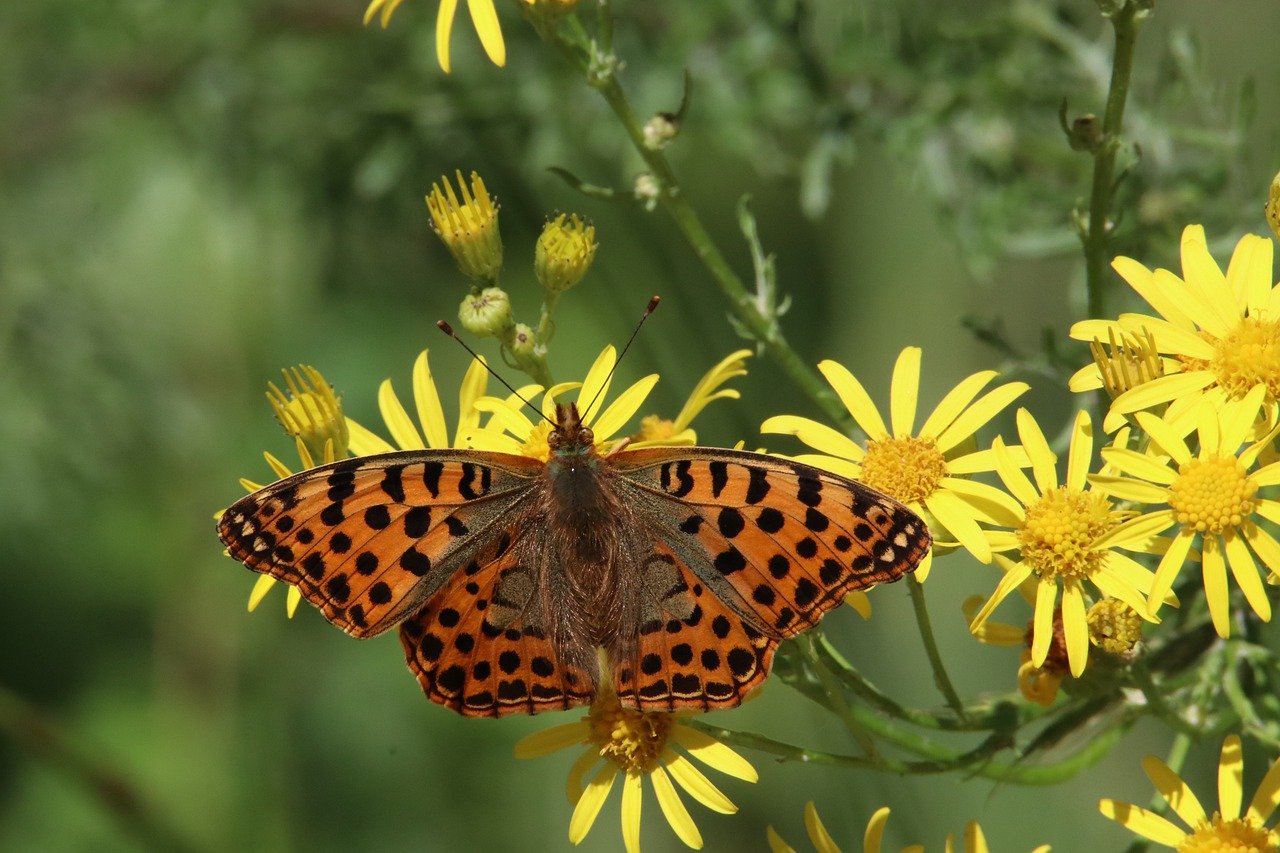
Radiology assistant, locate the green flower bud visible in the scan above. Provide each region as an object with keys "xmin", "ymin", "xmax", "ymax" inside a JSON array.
[
  {"xmin": 642, "ymin": 113, "xmax": 679, "ymax": 150},
  {"xmin": 535, "ymin": 214, "xmax": 598, "ymax": 295},
  {"xmin": 458, "ymin": 286, "xmax": 513, "ymax": 338},
  {"xmin": 509, "ymin": 322, "xmax": 537, "ymax": 360}
]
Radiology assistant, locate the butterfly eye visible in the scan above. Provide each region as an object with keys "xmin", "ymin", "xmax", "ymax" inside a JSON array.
[
  {"xmin": 578, "ymin": 427, "xmax": 594, "ymax": 445},
  {"xmin": 548, "ymin": 431, "xmax": 563, "ymax": 448}
]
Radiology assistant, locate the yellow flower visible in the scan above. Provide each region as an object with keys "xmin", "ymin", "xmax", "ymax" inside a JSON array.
[
  {"xmin": 968, "ymin": 409, "xmax": 1163, "ymax": 677},
  {"xmin": 1099, "ymin": 735, "xmax": 1280, "ymax": 849},
  {"xmin": 426, "ymin": 171, "xmax": 503, "ymax": 283},
  {"xmin": 363, "ymin": 0, "xmax": 506, "ymax": 73},
  {"xmin": 633, "ymin": 349, "xmax": 753, "ymax": 447},
  {"xmin": 515, "ymin": 667, "xmax": 757, "ymax": 852},
  {"xmin": 961, "ymin": 595, "xmax": 1064, "ymax": 707},
  {"xmin": 1090, "ymin": 386, "xmax": 1280, "ymax": 637},
  {"xmin": 467, "ymin": 345, "xmax": 669, "ymax": 459},
  {"xmin": 761, "ymin": 347, "xmax": 1030, "ymax": 578},
  {"xmin": 1070, "ymin": 225, "xmax": 1280, "ymax": 431},
  {"xmin": 344, "ymin": 348, "xmax": 537, "ymax": 455},
  {"xmin": 535, "ymin": 213, "xmax": 598, "ymax": 295},
  {"xmin": 766, "ymin": 802, "xmax": 1050, "ymax": 853}
]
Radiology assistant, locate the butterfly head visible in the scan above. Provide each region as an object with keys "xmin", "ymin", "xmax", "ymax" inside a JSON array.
[{"xmin": 548, "ymin": 403, "xmax": 596, "ymax": 459}]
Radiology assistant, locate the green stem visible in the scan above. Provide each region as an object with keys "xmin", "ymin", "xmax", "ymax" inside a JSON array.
[
  {"xmin": 0, "ymin": 683, "xmax": 199, "ymax": 852},
  {"xmin": 796, "ymin": 634, "xmax": 879, "ymax": 758},
  {"xmin": 1082, "ymin": 1, "xmax": 1145, "ymax": 320},
  {"xmin": 906, "ymin": 576, "xmax": 967, "ymax": 718}
]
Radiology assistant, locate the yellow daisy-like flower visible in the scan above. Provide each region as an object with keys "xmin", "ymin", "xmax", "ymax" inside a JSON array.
[
  {"xmin": 766, "ymin": 802, "xmax": 1050, "ymax": 853},
  {"xmin": 515, "ymin": 666, "xmax": 757, "ymax": 852},
  {"xmin": 968, "ymin": 409, "xmax": 1164, "ymax": 677},
  {"xmin": 344, "ymin": 349, "xmax": 537, "ymax": 456},
  {"xmin": 1099, "ymin": 735, "xmax": 1280, "ymax": 850},
  {"xmin": 363, "ymin": 0, "xmax": 506, "ymax": 73},
  {"xmin": 466, "ymin": 345, "xmax": 665, "ymax": 459},
  {"xmin": 633, "ymin": 349, "xmax": 753, "ymax": 447},
  {"xmin": 1070, "ymin": 225, "xmax": 1280, "ymax": 431},
  {"xmin": 1090, "ymin": 386, "xmax": 1280, "ymax": 638},
  {"xmin": 761, "ymin": 347, "xmax": 1030, "ymax": 578}
]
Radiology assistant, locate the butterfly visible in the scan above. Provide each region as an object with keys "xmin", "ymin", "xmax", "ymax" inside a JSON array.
[{"xmin": 219, "ymin": 401, "xmax": 930, "ymax": 717}]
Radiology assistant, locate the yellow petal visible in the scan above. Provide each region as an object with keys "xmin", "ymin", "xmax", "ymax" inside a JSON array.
[
  {"xmin": 513, "ymin": 721, "xmax": 589, "ymax": 759},
  {"xmin": 1069, "ymin": 318, "xmax": 1124, "ymax": 342},
  {"xmin": 889, "ymin": 347, "xmax": 922, "ymax": 438},
  {"xmin": 918, "ymin": 370, "xmax": 998, "ymax": 439},
  {"xmin": 379, "ymin": 379, "xmax": 426, "ymax": 450},
  {"xmin": 1144, "ymin": 754, "xmax": 1207, "ymax": 827},
  {"xmin": 1112, "ymin": 372, "xmax": 1216, "ymax": 416},
  {"xmin": 247, "ymin": 574, "xmax": 277, "ymax": 612},
  {"xmin": 1088, "ymin": 474, "xmax": 1169, "ymax": 504},
  {"xmin": 1245, "ymin": 748, "xmax": 1280, "ymax": 824},
  {"xmin": 946, "ymin": 444, "xmax": 1031, "ymax": 475},
  {"xmin": 620, "ymin": 771, "xmax": 642, "ymax": 853},
  {"xmin": 1202, "ymin": 535, "xmax": 1231, "ymax": 637},
  {"xmin": 1061, "ymin": 580, "xmax": 1089, "ymax": 677},
  {"xmin": 1133, "ymin": 412, "xmax": 1193, "ymax": 465},
  {"xmin": 346, "ymin": 417, "xmax": 397, "ymax": 455},
  {"xmin": 651, "ymin": 766, "xmax": 701, "ymax": 850},
  {"xmin": 1179, "ymin": 225, "xmax": 1235, "ymax": 336},
  {"xmin": 1091, "ymin": 568, "xmax": 1156, "ymax": 621},
  {"xmin": 669, "ymin": 726, "xmax": 758, "ymax": 782},
  {"xmin": 569, "ymin": 764, "xmax": 616, "ymax": 844},
  {"xmin": 1219, "ymin": 385, "xmax": 1266, "ymax": 454},
  {"xmin": 760, "ymin": 415, "xmax": 864, "ymax": 461},
  {"xmin": 1030, "ymin": 579, "xmax": 1057, "ymax": 666},
  {"xmin": 1149, "ymin": 528, "xmax": 1196, "ymax": 617},
  {"xmin": 1016, "ymin": 409, "xmax": 1059, "ymax": 493},
  {"xmin": 818, "ymin": 360, "xmax": 888, "ymax": 440},
  {"xmin": 992, "ymin": 437, "xmax": 1038, "ymax": 507},
  {"xmin": 435, "ymin": 0, "xmax": 459, "ymax": 74},
  {"xmin": 662, "ymin": 751, "xmax": 736, "ymax": 814},
  {"xmin": 792, "ymin": 454, "xmax": 863, "ymax": 480},
  {"xmin": 938, "ymin": 477, "xmax": 1024, "ymax": 526},
  {"xmin": 934, "ymin": 382, "xmax": 1030, "ymax": 454},
  {"xmin": 565, "ymin": 748, "xmax": 599, "ymax": 804},
  {"xmin": 767, "ymin": 826, "xmax": 797, "ymax": 853},
  {"xmin": 1112, "ymin": 255, "xmax": 1198, "ymax": 329},
  {"xmin": 1065, "ymin": 410, "xmax": 1094, "ymax": 492},
  {"xmin": 674, "ymin": 350, "xmax": 751, "ymax": 430},
  {"xmin": 1098, "ymin": 800, "xmax": 1187, "ymax": 846},
  {"xmin": 845, "ymin": 590, "xmax": 873, "ymax": 619},
  {"xmin": 409, "ymin": 351, "xmax": 450, "ymax": 449},
  {"xmin": 1097, "ymin": 448, "xmax": 1178, "ymax": 486},
  {"xmin": 924, "ymin": 490, "xmax": 991, "ymax": 563},
  {"xmin": 1227, "ymin": 529, "xmax": 1272, "ymax": 621},
  {"xmin": 285, "ymin": 585, "xmax": 301, "ymax": 617},
  {"xmin": 964, "ymin": 822, "xmax": 989, "ymax": 853},
  {"xmin": 1218, "ymin": 735, "xmax": 1244, "ymax": 821},
  {"xmin": 455, "ymin": 355, "xmax": 493, "ymax": 442},
  {"xmin": 591, "ymin": 374, "xmax": 659, "ymax": 442},
  {"xmin": 803, "ymin": 801, "xmax": 841, "ymax": 853},
  {"xmin": 913, "ymin": 547, "xmax": 934, "ymax": 582},
  {"xmin": 1117, "ymin": 313, "xmax": 1217, "ymax": 360},
  {"xmin": 465, "ymin": 0, "xmax": 506, "ymax": 67},
  {"xmin": 864, "ymin": 806, "xmax": 890, "ymax": 853},
  {"xmin": 1067, "ymin": 362, "xmax": 1105, "ymax": 393},
  {"xmin": 968, "ymin": 558, "xmax": 1033, "ymax": 630}
]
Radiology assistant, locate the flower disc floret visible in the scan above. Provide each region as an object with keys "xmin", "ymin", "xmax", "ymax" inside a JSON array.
[
  {"xmin": 1210, "ymin": 317, "xmax": 1280, "ymax": 401},
  {"xmin": 588, "ymin": 689, "xmax": 673, "ymax": 775},
  {"xmin": 1017, "ymin": 488, "xmax": 1114, "ymax": 582},
  {"xmin": 1088, "ymin": 599, "xmax": 1143, "ymax": 654},
  {"xmin": 1167, "ymin": 456, "xmax": 1258, "ymax": 535},
  {"xmin": 1180, "ymin": 814, "xmax": 1276, "ymax": 853},
  {"xmin": 858, "ymin": 436, "xmax": 948, "ymax": 506}
]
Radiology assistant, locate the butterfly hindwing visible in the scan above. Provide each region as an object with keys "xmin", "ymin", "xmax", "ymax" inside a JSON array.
[
  {"xmin": 612, "ymin": 447, "xmax": 931, "ymax": 639},
  {"xmin": 399, "ymin": 532, "xmax": 597, "ymax": 717},
  {"xmin": 613, "ymin": 543, "xmax": 777, "ymax": 712},
  {"xmin": 218, "ymin": 451, "xmax": 542, "ymax": 638}
]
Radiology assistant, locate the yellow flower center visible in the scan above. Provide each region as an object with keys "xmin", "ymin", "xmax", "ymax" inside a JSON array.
[
  {"xmin": 1179, "ymin": 814, "xmax": 1277, "ymax": 853},
  {"xmin": 635, "ymin": 414, "xmax": 676, "ymax": 442},
  {"xmin": 1018, "ymin": 488, "xmax": 1114, "ymax": 581},
  {"xmin": 586, "ymin": 687, "xmax": 672, "ymax": 774},
  {"xmin": 1209, "ymin": 317, "xmax": 1280, "ymax": 402},
  {"xmin": 1168, "ymin": 456, "xmax": 1258, "ymax": 535},
  {"xmin": 1087, "ymin": 599, "xmax": 1143, "ymax": 654},
  {"xmin": 521, "ymin": 421, "xmax": 554, "ymax": 462},
  {"xmin": 858, "ymin": 436, "xmax": 947, "ymax": 505}
]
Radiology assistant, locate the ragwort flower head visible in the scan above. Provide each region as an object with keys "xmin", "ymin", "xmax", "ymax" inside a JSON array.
[
  {"xmin": 1071, "ymin": 225, "xmax": 1280, "ymax": 432},
  {"xmin": 969, "ymin": 409, "xmax": 1163, "ymax": 677},
  {"xmin": 1090, "ymin": 386, "xmax": 1280, "ymax": 638},
  {"xmin": 961, "ymin": 595, "xmax": 1065, "ymax": 707},
  {"xmin": 762, "ymin": 347, "xmax": 1029, "ymax": 578},
  {"xmin": 364, "ymin": 0, "xmax": 507, "ymax": 73},
  {"xmin": 1100, "ymin": 735, "xmax": 1280, "ymax": 850},
  {"xmin": 515, "ymin": 670, "xmax": 757, "ymax": 852},
  {"xmin": 766, "ymin": 802, "xmax": 1050, "ymax": 853}
]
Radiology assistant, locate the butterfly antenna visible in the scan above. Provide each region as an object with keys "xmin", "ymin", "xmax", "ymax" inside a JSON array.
[
  {"xmin": 583, "ymin": 295, "xmax": 660, "ymax": 417},
  {"xmin": 435, "ymin": 321, "xmax": 554, "ymax": 427}
]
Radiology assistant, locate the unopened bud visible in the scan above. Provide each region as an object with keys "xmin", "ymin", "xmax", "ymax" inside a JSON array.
[
  {"xmin": 643, "ymin": 113, "xmax": 679, "ymax": 150},
  {"xmin": 266, "ymin": 365, "xmax": 348, "ymax": 466},
  {"xmin": 535, "ymin": 213, "xmax": 597, "ymax": 294},
  {"xmin": 634, "ymin": 173, "xmax": 660, "ymax": 211},
  {"xmin": 458, "ymin": 286, "xmax": 513, "ymax": 338},
  {"xmin": 509, "ymin": 322, "xmax": 537, "ymax": 359},
  {"xmin": 1088, "ymin": 599, "xmax": 1142, "ymax": 656},
  {"xmin": 426, "ymin": 171, "xmax": 503, "ymax": 283}
]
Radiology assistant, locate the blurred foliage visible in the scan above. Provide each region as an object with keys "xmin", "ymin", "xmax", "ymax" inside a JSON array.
[{"xmin": 2, "ymin": 0, "xmax": 1278, "ymax": 850}]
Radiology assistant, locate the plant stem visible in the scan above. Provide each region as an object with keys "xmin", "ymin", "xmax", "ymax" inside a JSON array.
[
  {"xmin": 906, "ymin": 576, "xmax": 967, "ymax": 718},
  {"xmin": 1082, "ymin": 1, "xmax": 1145, "ymax": 320}
]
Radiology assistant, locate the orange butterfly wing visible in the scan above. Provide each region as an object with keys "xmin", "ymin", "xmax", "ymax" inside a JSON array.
[
  {"xmin": 218, "ymin": 451, "xmax": 542, "ymax": 638},
  {"xmin": 610, "ymin": 447, "xmax": 930, "ymax": 710}
]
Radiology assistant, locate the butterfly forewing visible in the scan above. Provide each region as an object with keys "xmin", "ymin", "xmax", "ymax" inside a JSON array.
[
  {"xmin": 611, "ymin": 447, "xmax": 931, "ymax": 640},
  {"xmin": 218, "ymin": 452, "xmax": 542, "ymax": 638}
]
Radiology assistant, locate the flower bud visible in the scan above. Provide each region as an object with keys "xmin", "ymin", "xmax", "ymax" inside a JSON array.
[
  {"xmin": 535, "ymin": 214, "xmax": 597, "ymax": 294},
  {"xmin": 634, "ymin": 173, "xmax": 660, "ymax": 211},
  {"xmin": 426, "ymin": 171, "xmax": 503, "ymax": 283},
  {"xmin": 525, "ymin": 0, "xmax": 578, "ymax": 19},
  {"xmin": 458, "ymin": 286, "xmax": 513, "ymax": 338},
  {"xmin": 266, "ymin": 365, "xmax": 348, "ymax": 466},
  {"xmin": 643, "ymin": 113, "xmax": 679, "ymax": 150},
  {"xmin": 509, "ymin": 323, "xmax": 539, "ymax": 362},
  {"xmin": 1089, "ymin": 326, "xmax": 1163, "ymax": 400},
  {"xmin": 1087, "ymin": 599, "xmax": 1142, "ymax": 656}
]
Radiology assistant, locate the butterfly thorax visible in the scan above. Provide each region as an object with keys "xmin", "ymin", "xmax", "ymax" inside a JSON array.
[{"xmin": 540, "ymin": 403, "xmax": 636, "ymax": 658}]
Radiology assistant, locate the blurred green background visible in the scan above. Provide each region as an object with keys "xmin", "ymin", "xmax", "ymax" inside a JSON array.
[{"xmin": 3, "ymin": 0, "xmax": 1279, "ymax": 849}]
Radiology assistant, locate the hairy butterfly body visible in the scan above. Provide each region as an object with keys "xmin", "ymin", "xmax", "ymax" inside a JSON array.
[{"xmin": 219, "ymin": 402, "xmax": 930, "ymax": 717}]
